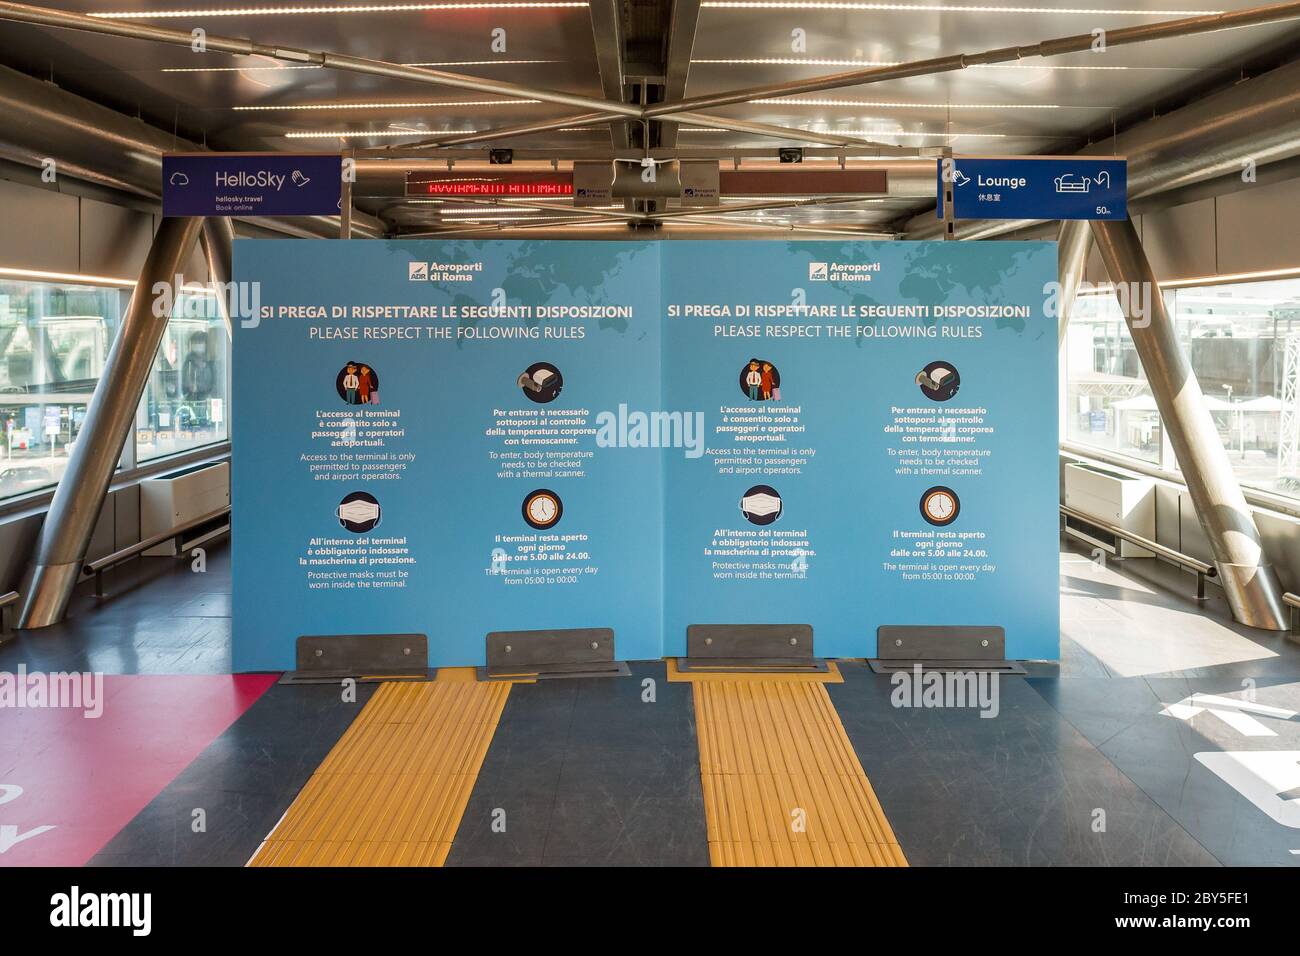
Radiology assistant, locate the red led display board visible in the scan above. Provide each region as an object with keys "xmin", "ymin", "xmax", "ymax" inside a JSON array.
[{"xmin": 406, "ymin": 171, "xmax": 574, "ymax": 197}]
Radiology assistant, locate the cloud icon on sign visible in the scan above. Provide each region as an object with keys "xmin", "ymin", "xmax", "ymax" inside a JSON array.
[{"xmin": 168, "ymin": 171, "xmax": 190, "ymax": 186}]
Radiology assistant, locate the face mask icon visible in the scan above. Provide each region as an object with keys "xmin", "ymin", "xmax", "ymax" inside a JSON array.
[
  {"xmin": 741, "ymin": 493, "xmax": 781, "ymax": 516},
  {"xmin": 740, "ymin": 485, "xmax": 783, "ymax": 525},
  {"xmin": 337, "ymin": 496, "xmax": 381, "ymax": 531}
]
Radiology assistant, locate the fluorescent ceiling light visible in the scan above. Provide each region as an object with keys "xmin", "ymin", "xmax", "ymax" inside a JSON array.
[
  {"xmin": 436, "ymin": 215, "xmax": 595, "ymax": 224},
  {"xmin": 801, "ymin": 128, "xmax": 1009, "ymax": 137},
  {"xmin": 236, "ymin": 99, "xmax": 539, "ymax": 110},
  {"xmin": 1080, "ymin": 266, "xmax": 1300, "ymax": 293},
  {"xmin": 93, "ymin": 3, "xmax": 589, "ymax": 19},
  {"xmin": 285, "ymin": 129, "xmax": 478, "ymax": 138},
  {"xmin": 698, "ymin": 2, "xmax": 1220, "ymax": 13},
  {"xmin": 0, "ymin": 266, "xmax": 138, "ymax": 288},
  {"xmin": 163, "ymin": 58, "xmax": 559, "ymax": 73},
  {"xmin": 162, "ymin": 64, "xmax": 321, "ymax": 72},
  {"xmin": 694, "ymin": 57, "xmax": 1182, "ymax": 70},
  {"xmin": 752, "ymin": 97, "xmax": 1064, "ymax": 109}
]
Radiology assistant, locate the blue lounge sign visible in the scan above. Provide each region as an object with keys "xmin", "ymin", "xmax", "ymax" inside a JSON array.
[
  {"xmin": 936, "ymin": 156, "xmax": 1127, "ymax": 221},
  {"xmin": 162, "ymin": 153, "xmax": 343, "ymax": 217}
]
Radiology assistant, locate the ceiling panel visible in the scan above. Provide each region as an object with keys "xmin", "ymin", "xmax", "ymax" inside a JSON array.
[{"xmin": 0, "ymin": 0, "xmax": 1297, "ymax": 233}]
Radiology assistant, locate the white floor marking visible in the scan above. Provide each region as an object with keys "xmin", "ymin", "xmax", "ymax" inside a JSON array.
[
  {"xmin": 1159, "ymin": 694, "xmax": 1297, "ymax": 737},
  {"xmin": 1195, "ymin": 752, "xmax": 1300, "ymax": 828}
]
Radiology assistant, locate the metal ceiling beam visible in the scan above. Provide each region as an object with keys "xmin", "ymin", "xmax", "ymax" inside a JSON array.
[
  {"xmin": 656, "ymin": 214, "xmax": 897, "ymax": 238},
  {"xmin": 643, "ymin": 0, "xmax": 1300, "ymax": 118},
  {"xmin": 646, "ymin": 195, "xmax": 885, "ymax": 221},
  {"xmin": 588, "ymin": 0, "xmax": 630, "ymax": 151},
  {"xmin": 416, "ymin": 196, "xmax": 648, "ymax": 223},
  {"xmin": 0, "ymin": 1, "xmax": 644, "ymax": 119},
  {"xmin": 0, "ymin": 1, "xmax": 920, "ymax": 152},
  {"xmin": 659, "ymin": 0, "xmax": 703, "ymax": 150}
]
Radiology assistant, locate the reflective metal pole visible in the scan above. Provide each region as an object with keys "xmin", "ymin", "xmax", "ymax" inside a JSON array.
[
  {"xmin": 1057, "ymin": 219, "xmax": 1092, "ymax": 347},
  {"xmin": 200, "ymin": 217, "xmax": 235, "ymax": 338},
  {"xmin": 19, "ymin": 217, "xmax": 204, "ymax": 629},
  {"xmin": 1090, "ymin": 217, "xmax": 1288, "ymax": 630}
]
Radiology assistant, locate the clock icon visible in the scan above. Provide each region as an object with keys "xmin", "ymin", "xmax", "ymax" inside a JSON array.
[
  {"xmin": 522, "ymin": 488, "xmax": 563, "ymax": 530},
  {"xmin": 920, "ymin": 486, "xmax": 960, "ymax": 526}
]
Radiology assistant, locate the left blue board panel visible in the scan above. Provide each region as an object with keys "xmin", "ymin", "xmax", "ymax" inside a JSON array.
[{"xmin": 231, "ymin": 239, "xmax": 665, "ymax": 671}]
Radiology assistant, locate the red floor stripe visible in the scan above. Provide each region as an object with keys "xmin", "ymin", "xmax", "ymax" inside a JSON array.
[{"xmin": 0, "ymin": 673, "xmax": 277, "ymax": 866}]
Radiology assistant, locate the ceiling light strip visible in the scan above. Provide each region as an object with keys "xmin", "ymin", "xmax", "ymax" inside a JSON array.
[
  {"xmin": 752, "ymin": 97, "xmax": 1064, "ymax": 108},
  {"xmin": 699, "ymin": 2, "xmax": 1220, "ymax": 13},
  {"xmin": 285, "ymin": 129, "xmax": 480, "ymax": 138},
  {"xmin": 693, "ymin": 57, "xmax": 1176, "ymax": 70},
  {"xmin": 162, "ymin": 60, "xmax": 559, "ymax": 72},
  {"xmin": 92, "ymin": 3, "xmax": 590, "ymax": 19},
  {"xmin": 236, "ymin": 99, "xmax": 540, "ymax": 110}
]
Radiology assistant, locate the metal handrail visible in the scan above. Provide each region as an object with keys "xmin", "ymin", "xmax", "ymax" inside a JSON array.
[
  {"xmin": 0, "ymin": 590, "xmax": 17, "ymax": 636},
  {"xmin": 1060, "ymin": 503, "xmax": 1216, "ymax": 601},
  {"xmin": 83, "ymin": 506, "xmax": 230, "ymax": 598},
  {"xmin": 1284, "ymin": 592, "xmax": 1300, "ymax": 634}
]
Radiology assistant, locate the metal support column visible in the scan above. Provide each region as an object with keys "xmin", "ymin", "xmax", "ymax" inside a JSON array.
[
  {"xmin": 200, "ymin": 217, "xmax": 235, "ymax": 338},
  {"xmin": 18, "ymin": 216, "xmax": 204, "ymax": 629},
  {"xmin": 1057, "ymin": 219, "xmax": 1091, "ymax": 347},
  {"xmin": 1090, "ymin": 217, "xmax": 1288, "ymax": 631}
]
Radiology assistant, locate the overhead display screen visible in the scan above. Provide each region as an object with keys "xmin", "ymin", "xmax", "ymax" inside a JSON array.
[{"xmin": 405, "ymin": 170, "xmax": 574, "ymax": 197}]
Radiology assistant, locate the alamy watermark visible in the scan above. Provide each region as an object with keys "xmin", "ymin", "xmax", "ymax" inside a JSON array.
[
  {"xmin": 594, "ymin": 403, "xmax": 705, "ymax": 459},
  {"xmin": 0, "ymin": 665, "xmax": 104, "ymax": 718},
  {"xmin": 890, "ymin": 664, "xmax": 1000, "ymax": 719}
]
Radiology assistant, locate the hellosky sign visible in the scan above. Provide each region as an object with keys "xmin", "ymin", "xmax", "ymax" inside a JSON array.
[{"xmin": 162, "ymin": 153, "xmax": 343, "ymax": 217}]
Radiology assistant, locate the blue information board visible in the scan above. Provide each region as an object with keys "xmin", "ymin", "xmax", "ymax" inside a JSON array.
[
  {"xmin": 231, "ymin": 239, "xmax": 1059, "ymax": 669},
  {"xmin": 937, "ymin": 156, "xmax": 1127, "ymax": 221},
  {"xmin": 163, "ymin": 153, "xmax": 342, "ymax": 217}
]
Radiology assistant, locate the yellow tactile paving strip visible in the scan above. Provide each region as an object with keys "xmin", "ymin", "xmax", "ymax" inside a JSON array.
[
  {"xmin": 694, "ymin": 680, "xmax": 907, "ymax": 867},
  {"xmin": 247, "ymin": 675, "xmax": 510, "ymax": 867}
]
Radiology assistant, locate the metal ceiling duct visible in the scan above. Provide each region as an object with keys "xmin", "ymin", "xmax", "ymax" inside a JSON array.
[
  {"xmin": 0, "ymin": 63, "xmax": 383, "ymax": 239},
  {"xmin": 904, "ymin": 56, "xmax": 1300, "ymax": 240}
]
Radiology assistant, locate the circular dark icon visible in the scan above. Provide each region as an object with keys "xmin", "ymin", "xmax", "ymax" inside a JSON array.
[
  {"xmin": 337, "ymin": 491, "xmax": 382, "ymax": 534},
  {"xmin": 336, "ymin": 361, "xmax": 380, "ymax": 406},
  {"xmin": 920, "ymin": 486, "xmax": 960, "ymax": 527},
  {"xmin": 738, "ymin": 358, "xmax": 782, "ymax": 402},
  {"xmin": 915, "ymin": 361, "xmax": 960, "ymax": 402},
  {"xmin": 740, "ymin": 484, "xmax": 783, "ymax": 526},
  {"xmin": 518, "ymin": 362, "xmax": 563, "ymax": 404},
  {"xmin": 522, "ymin": 488, "xmax": 563, "ymax": 530}
]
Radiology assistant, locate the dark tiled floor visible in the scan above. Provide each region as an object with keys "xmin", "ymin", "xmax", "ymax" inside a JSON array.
[
  {"xmin": 7, "ymin": 535, "xmax": 1300, "ymax": 866},
  {"xmin": 89, "ymin": 681, "xmax": 377, "ymax": 867},
  {"xmin": 0, "ymin": 545, "xmax": 234, "ymax": 675},
  {"xmin": 447, "ymin": 661, "xmax": 709, "ymax": 867}
]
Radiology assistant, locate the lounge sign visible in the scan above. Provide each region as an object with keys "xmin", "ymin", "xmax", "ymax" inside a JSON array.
[{"xmin": 936, "ymin": 156, "xmax": 1127, "ymax": 221}]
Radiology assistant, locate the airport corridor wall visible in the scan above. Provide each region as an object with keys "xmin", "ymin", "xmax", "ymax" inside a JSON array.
[{"xmin": 231, "ymin": 239, "xmax": 1059, "ymax": 670}]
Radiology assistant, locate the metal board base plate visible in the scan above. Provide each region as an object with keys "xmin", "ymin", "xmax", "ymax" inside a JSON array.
[
  {"xmin": 476, "ymin": 660, "xmax": 632, "ymax": 682},
  {"xmin": 278, "ymin": 669, "xmax": 436, "ymax": 685},
  {"xmin": 867, "ymin": 658, "xmax": 1028, "ymax": 675},
  {"xmin": 284, "ymin": 632, "xmax": 429, "ymax": 683},
  {"xmin": 482, "ymin": 627, "xmax": 628, "ymax": 681},
  {"xmin": 877, "ymin": 625, "xmax": 1005, "ymax": 661},
  {"xmin": 680, "ymin": 623, "xmax": 826, "ymax": 674}
]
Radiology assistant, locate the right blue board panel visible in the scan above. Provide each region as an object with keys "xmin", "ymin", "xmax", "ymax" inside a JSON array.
[{"xmin": 660, "ymin": 240, "xmax": 1060, "ymax": 661}]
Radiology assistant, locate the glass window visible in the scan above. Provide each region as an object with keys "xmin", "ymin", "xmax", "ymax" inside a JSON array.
[
  {"xmin": 0, "ymin": 275, "xmax": 126, "ymax": 500},
  {"xmin": 135, "ymin": 289, "xmax": 229, "ymax": 463},
  {"xmin": 1170, "ymin": 277, "xmax": 1300, "ymax": 498},
  {"xmin": 1063, "ymin": 292, "xmax": 1161, "ymax": 464}
]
